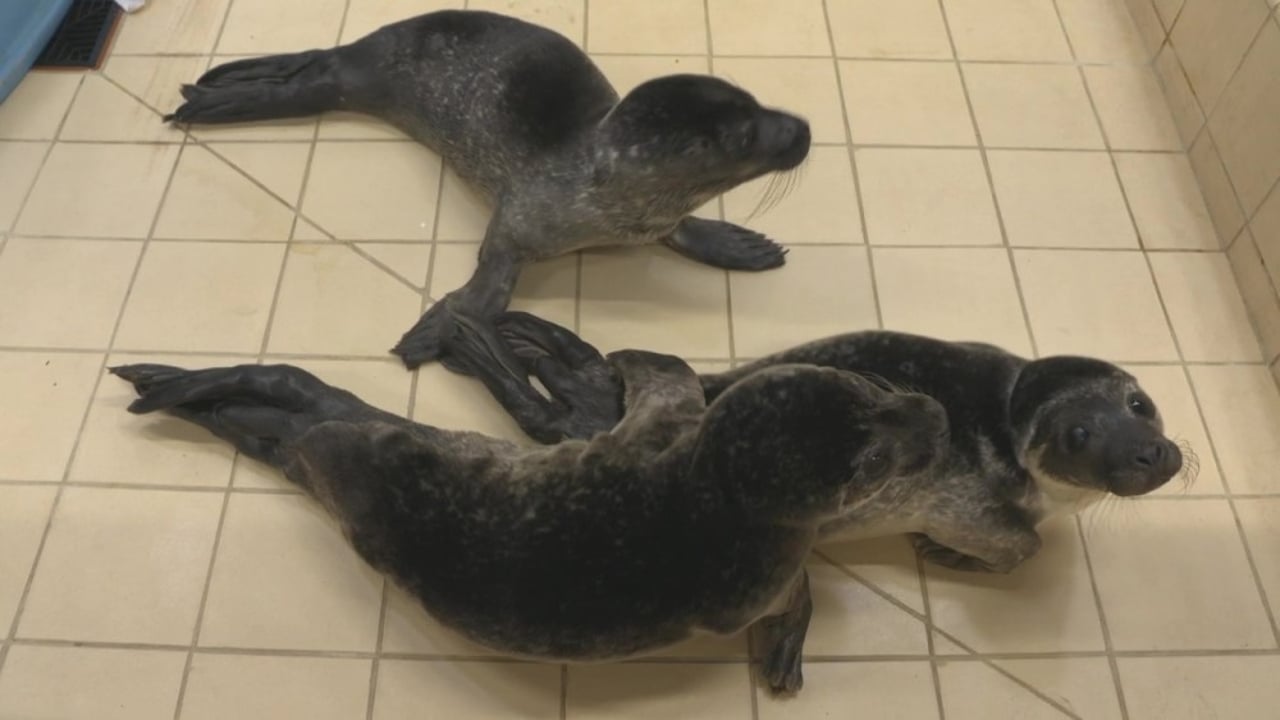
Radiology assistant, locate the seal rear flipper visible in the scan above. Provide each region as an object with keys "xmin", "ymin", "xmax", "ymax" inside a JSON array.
[
  {"xmin": 664, "ymin": 217, "xmax": 788, "ymax": 272},
  {"xmin": 164, "ymin": 50, "xmax": 342, "ymax": 125},
  {"xmin": 109, "ymin": 364, "xmax": 349, "ymax": 466},
  {"xmin": 752, "ymin": 570, "xmax": 812, "ymax": 695}
]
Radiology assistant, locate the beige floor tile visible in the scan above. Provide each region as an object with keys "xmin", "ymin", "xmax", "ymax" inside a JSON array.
[
  {"xmin": 0, "ymin": 238, "xmax": 140, "ymax": 348},
  {"xmin": 468, "ymin": 0, "xmax": 585, "ymax": 45},
  {"xmin": 1085, "ymin": 65, "xmax": 1183, "ymax": 152},
  {"xmin": 647, "ymin": 633, "xmax": 747, "ymax": 660},
  {"xmin": 317, "ymin": 111, "xmax": 411, "ymax": 140},
  {"xmin": 819, "ymin": 535, "xmax": 926, "ymax": 614},
  {"xmin": 579, "ymin": 246, "xmax": 730, "ymax": 357},
  {"xmin": 839, "ymin": 61, "xmax": 975, "ymax": 146},
  {"xmin": 1150, "ymin": 252, "xmax": 1263, "ymax": 362},
  {"xmin": 825, "ymin": 0, "xmax": 952, "ymax": 59},
  {"xmin": 341, "ymin": 0, "xmax": 465, "ymax": 43},
  {"xmin": 112, "ymin": 0, "xmax": 232, "ymax": 54},
  {"xmin": 100, "ymin": 55, "xmax": 207, "ymax": 118},
  {"xmin": 1057, "ymin": 0, "xmax": 1150, "ymax": 64},
  {"xmin": 925, "ymin": 516, "xmax": 1105, "ymax": 653},
  {"xmin": 1254, "ymin": 187, "xmax": 1280, "ymax": 290},
  {"xmin": 588, "ymin": 0, "xmax": 707, "ymax": 54},
  {"xmin": 1115, "ymin": 152, "xmax": 1218, "ymax": 250},
  {"xmin": 1126, "ymin": 0, "xmax": 1165, "ymax": 59},
  {"xmin": 373, "ymin": 660, "xmax": 561, "ymax": 719},
  {"xmin": 988, "ymin": 150, "xmax": 1137, "ymax": 249},
  {"xmin": 873, "ymin": 247, "xmax": 1033, "ymax": 356},
  {"xmin": 1188, "ymin": 132, "xmax": 1245, "ymax": 245},
  {"xmin": 721, "ymin": 147, "xmax": 862, "ymax": 244},
  {"xmin": 412, "ymin": 365, "xmax": 533, "ymax": 444},
  {"xmin": 355, "ymin": 241, "xmax": 434, "ymax": 288},
  {"xmin": 857, "ymin": 148, "xmax": 1000, "ymax": 247},
  {"xmin": 1236, "ymin": 499, "xmax": 1280, "ymax": 623},
  {"xmin": 16, "ymin": 142, "xmax": 179, "ymax": 238},
  {"xmin": 212, "ymin": 141, "xmax": 312, "ymax": 206},
  {"xmin": 303, "ymin": 142, "xmax": 442, "ymax": 240},
  {"xmin": 115, "ymin": 241, "xmax": 284, "ymax": 352},
  {"xmin": 730, "ymin": 245, "xmax": 876, "ymax": 358},
  {"xmin": 430, "ymin": 242, "xmax": 578, "ymax": 328},
  {"xmin": 1122, "ymin": 365, "xmax": 1224, "ymax": 496},
  {"xmin": 755, "ymin": 662, "xmax": 938, "ymax": 719},
  {"xmin": 0, "ymin": 646, "xmax": 185, "ymax": 720},
  {"xmin": 592, "ymin": 55, "xmax": 711, "ymax": 97},
  {"xmin": 217, "ymin": 0, "xmax": 347, "ymax": 54},
  {"xmin": 0, "ymin": 72, "xmax": 80, "ymax": 140},
  {"xmin": 58, "ymin": 74, "xmax": 178, "ymax": 143},
  {"xmin": 1153, "ymin": 45, "xmax": 1205, "ymax": 148},
  {"xmin": 180, "ymin": 654, "xmax": 373, "ymax": 720},
  {"xmin": 943, "ymin": 0, "xmax": 1072, "ymax": 62},
  {"xmin": 154, "ymin": 144, "xmax": 306, "ymax": 241},
  {"xmin": 70, "ymin": 353, "xmax": 242, "ymax": 488},
  {"xmin": 1121, "ymin": 656, "xmax": 1280, "ymax": 718},
  {"xmin": 1086, "ymin": 499, "xmax": 1273, "ymax": 650},
  {"xmin": 707, "ymin": 0, "xmax": 830, "ymax": 56},
  {"xmin": 381, "ymin": 582, "xmax": 499, "ymax": 656},
  {"xmin": 964, "ymin": 64, "xmax": 1104, "ymax": 150},
  {"xmin": 1151, "ymin": 0, "xmax": 1184, "ymax": 29},
  {"xmin": 805, "ymin": 562, "xmax": 928, "ymax": 656},
  {"xmin": 939, "ymin": 658, "xmax": 1121, "ymax": 720},
  {"xmin": 17, "ymin": 487, "xmax": 221, "ymax": 643},
  {"xmin": 568, "ymin": 663, "xmax": 749, "ymax": 720},
  {"xmin": 0, "ymin": 141, "xmax": 47, "ymax": 228},
  {"xmin": 713, "ymin": 58, "xmax": 846, "ymax": 145},
  {"xmin": 1015, "ymin": 249, "xmax": 1179, "ymax": 361},
  {"xmin": 266, "ymin": 244, "xmax": 423, "ymax": 356},
  {"xmin": 0, "ymin": 351, "xmax": 102, "ymax": 481},
  {"xmin": 200, "ymin": 493, "xmax": 384, "ymax": 651},
  {"xmin": 0, "ymin": 486, "xmax": 56, "ymax": 630},
  {"xmin": 1189, "ymin": 365, "xmax": 1280, "ymax": 495}
]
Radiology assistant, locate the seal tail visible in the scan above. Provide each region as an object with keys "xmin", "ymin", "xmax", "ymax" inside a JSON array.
[
  {"xmin": 164, "ymin": 50, "xmax": 344, "ymax": 125},
  {"xmin": 109, "ymin": 363, "xmax": 355, "ymax": 467}
]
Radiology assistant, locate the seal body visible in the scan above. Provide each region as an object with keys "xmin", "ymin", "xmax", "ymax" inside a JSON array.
[
  {"xmin": 110, "ymin": 351, "xmax": 945, "ymax": 692},
  {"xmin": 165, "ymin": 10, "xmax": 811, "ymax": 371},
  {"xmin": 460, "ymin": 314, "xmax": 1184, "ymax": 573}
]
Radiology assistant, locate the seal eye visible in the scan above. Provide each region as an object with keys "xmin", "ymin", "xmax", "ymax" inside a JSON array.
[
  {"xmin": 1066, "ymin": 426, "xmax": 1090, "ymax": 452},
  {"xmin": 1127, "ymin": 393, "xmax": 1155, "ymax": 419},
  {"xmin": 861, "ymin": 448, "xmax": 892, "ymax": 480}
]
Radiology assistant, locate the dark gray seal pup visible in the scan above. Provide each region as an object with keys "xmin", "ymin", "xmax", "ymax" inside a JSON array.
[
  {"xmin": 449, "ymin": 312, "xmax": 1186, "ymax": 574},
  {"xmin": 163, "ymin": 10, "xmax": 811, "ymax": 372},
  {"xmin": 109, "ymin": 353, "xmax": 947, "ymax": 693}
]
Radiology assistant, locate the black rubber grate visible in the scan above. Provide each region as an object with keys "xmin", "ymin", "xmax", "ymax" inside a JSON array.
[{"xmin": 34, "ymin": 0, "xmax": 122, "ymax": 70}]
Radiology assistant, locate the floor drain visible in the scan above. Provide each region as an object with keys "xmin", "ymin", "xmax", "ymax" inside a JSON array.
[{"xmin": 34, "ymin": 0, "xmax": 122, "ymax": 70}]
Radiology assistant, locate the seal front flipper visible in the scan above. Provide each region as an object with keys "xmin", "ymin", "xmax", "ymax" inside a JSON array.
[
  {"xmin": 753, "ymin": 570, "xmax": 813, "ymax": 694},
  {"xmin": 663, "ymin": 216, "xmax": 788, "ymax": 272}
]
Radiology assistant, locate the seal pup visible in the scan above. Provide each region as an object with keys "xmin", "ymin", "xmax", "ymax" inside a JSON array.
[
  {"xmin": 109, "ymin": 353, "xmax": 946, "ymax": 693},
  {"xmin": 163, "ymin": 10, "xmax": 811, "ymax": 372},
  {"xmin": 451, "ymin": 312, "xmax": 1186, "ymax": 574}
]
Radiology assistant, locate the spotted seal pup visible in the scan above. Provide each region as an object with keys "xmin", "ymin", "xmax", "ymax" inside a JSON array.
[
  {"xmin": 163, "ymin": 10, "xmax": 811, "ymax": 372},
  {"xmin": 110, "ymin": 352, "xmax": 946, "ymax": 693},
  {"xmin": 451, "ymin": 312, "xmax": 1186, "ymax": 574}
]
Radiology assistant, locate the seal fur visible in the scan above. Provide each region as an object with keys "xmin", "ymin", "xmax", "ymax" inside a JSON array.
[
  {"xmin": 110, "ymin": 351, "xmax": 945, "ymax": 693},
  {"xmin": 455, "ymin": 312, "xmax": 1185, "ymax": 574},
  {"xmin": 163, "ymin": 10, "xmax": 811, "ymax": 372}
]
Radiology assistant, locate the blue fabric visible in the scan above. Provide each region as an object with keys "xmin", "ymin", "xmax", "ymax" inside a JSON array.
[{"xmin": 0, "ymin": 0, "xmax": 76, "ymax": 104}]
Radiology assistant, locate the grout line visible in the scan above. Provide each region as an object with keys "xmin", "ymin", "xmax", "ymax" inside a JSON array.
[
  {"xmin": 1181, "ymin": 8, "xmax": 1272, "ymax": 166},
  {"xmin": 914, "ymin": 552, "xmax": 948, "ymax": 720},
  {"xmin": 932, "ymin": 0, "xmax": 1040, "ymax": 359},
  {"xmin": 165, "ymin": 3, "xmax": 248, "ymax": 718},
  {"xmin": 1072, "ymin": 515, "xmax": 1132, "ymax": 718}
]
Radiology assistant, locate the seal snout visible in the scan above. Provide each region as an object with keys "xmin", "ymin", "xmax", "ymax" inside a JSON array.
[{"xmin": 759, "ymin": 112, "xmax": 811, "ymax": 170}]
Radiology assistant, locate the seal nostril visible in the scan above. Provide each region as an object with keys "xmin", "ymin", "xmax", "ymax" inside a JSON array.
[{"xmin": 1133, "ymin": 442, "xmax": 1164, "ymax": 468}]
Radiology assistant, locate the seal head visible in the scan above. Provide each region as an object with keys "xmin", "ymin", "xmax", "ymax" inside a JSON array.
[{"xmin": 1010, "ymin": 357, "xmax": 1182, "ymax": 502}]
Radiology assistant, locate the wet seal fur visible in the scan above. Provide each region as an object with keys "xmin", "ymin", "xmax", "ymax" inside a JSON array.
[
  {"xmin": 452, "ymin": 312, "xmax": 1186, "ymax": 573},
  {"xmin": 163, "ymin": 10, "xmax": 811, "ymax": 372},
  {"xmin": 110, "ymin": 354, "xmax": 946, "ymax": 693}
]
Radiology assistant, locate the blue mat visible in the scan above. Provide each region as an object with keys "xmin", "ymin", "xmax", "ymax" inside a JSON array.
[{"xmin": 0, "ymin": 0, "xmax": 76, "ymax": 104}]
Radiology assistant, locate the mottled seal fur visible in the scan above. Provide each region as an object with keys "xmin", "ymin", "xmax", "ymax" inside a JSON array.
[
  {"xmin": 452, "ymin": 312, "xmax": 1185, "ymax": 573},
  {"xmin": 110, "ymin": 353, "xmax": 945, "ymax": 693},
  {"xmin": 163, "ymin": 10, "xmax": 811, "ymax": 372}
]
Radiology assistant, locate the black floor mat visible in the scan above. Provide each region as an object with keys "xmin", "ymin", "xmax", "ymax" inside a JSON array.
[{"xmin": 33, "ymin": 0, "xmax": 122, "ymax": 70}]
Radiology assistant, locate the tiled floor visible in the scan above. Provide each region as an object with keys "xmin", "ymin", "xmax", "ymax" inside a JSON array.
[{"xmin": 1, "ymin": 0, "xmax": 1279, "ymax": 718}]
